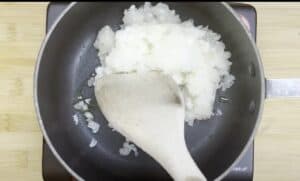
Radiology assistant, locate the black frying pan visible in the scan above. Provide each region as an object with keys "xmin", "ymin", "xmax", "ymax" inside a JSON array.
[{"xmin": 34, "ymin": 2, "xmax": 300, "ymax": 181}]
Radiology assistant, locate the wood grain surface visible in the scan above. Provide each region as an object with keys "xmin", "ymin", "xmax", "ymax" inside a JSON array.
[{"xmin": 0, "ymin": 2, "xmax": 299, "ymax": 181}]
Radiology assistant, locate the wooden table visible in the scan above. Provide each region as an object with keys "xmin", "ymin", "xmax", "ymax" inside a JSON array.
[{"xmin": 0, "ymin": 2, "xmax": 299, "ymax": 181}]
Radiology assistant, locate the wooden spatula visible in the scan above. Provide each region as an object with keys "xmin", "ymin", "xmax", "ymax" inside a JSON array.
[{"xmin": 95, "ymin": 72, "xmax": 206, "ymax": 181}]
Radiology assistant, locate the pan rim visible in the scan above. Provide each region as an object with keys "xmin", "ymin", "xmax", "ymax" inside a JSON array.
[
  {"xmin": 33, "ymin": 2, "xmax": 85, "ymax": 181},
  {"xmin": 215, "ymin": 3, "xmax": 265, "ymax": 181},
  {"xmin": 33, "ymin": 2, "xmax": 265, "ymax": 181}
]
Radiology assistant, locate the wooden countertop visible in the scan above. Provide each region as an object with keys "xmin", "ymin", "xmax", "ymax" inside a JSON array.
[{"xmin": 0, "ymin": 2, "xmax": 299, "ymax": 181}]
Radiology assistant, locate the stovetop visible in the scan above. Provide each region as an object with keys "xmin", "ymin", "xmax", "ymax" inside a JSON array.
[{"xmin": 43, "ymin": 3, "xmax": 257, "ymax": 181}]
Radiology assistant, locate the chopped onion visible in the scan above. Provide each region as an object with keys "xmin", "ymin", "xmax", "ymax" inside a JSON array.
[
  {"xmin": 73, "ymin": 100, "xmax": 88, "ymax": 111},
  {"xmin": 72, "ymin": 114, "xmax": 79, "ymax": 125},
  {"xmin": 87, "ymin": 120, "xmax": 100, "ymax": 133},
  {"xmin": 84, "ymin": 112, "xmax": 94, "ymax": 120},
  {"xmin": 87, "ymin": 77, "xmax": 95, "ymax": 87},
  {"xmin": 89, "ymin": 138, "xmax": 98, "ymax": 148},
  {"xmin": 84, "ymin": 98, "xmax": 91, "ymax": 104},
  {"xmin": 119, "ymin": 141, "xmax": 138, "ymax": 157}
]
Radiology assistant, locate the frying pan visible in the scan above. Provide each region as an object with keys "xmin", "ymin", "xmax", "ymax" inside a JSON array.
[{"xmin": 34, "ymin": 2, "xmax": 300, "ymax": 181}]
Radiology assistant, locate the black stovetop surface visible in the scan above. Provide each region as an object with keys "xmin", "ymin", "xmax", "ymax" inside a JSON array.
[{"xmin": 43, "ymin": 3, "xmax": 257, "ymax": 181}]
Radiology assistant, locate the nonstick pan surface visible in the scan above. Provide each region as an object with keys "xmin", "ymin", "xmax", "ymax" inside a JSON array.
[{"xmin": 35, "ymin": 2, "xmax": 265, "ymax": 181}]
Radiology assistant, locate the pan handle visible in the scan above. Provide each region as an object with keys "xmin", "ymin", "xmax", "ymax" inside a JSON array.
[{"xmin": 266, "ymin": 79, "xmax": 300, "ymax": 98}]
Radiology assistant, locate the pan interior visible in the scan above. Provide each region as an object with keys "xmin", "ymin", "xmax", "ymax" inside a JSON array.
[{"xmin": 37, "ymin": 2, "xmax": 262, "ymax": 181}]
